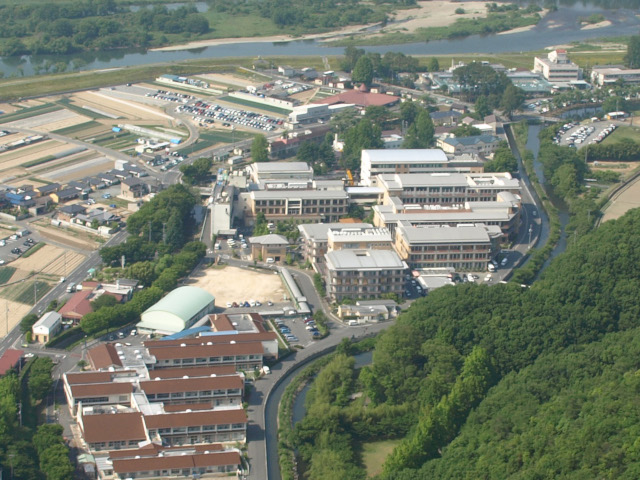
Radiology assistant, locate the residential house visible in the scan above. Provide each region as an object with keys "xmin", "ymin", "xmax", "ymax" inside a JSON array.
[
  {"xmin": 51, "ymin": 188, "xmax": 80, "ymax": 204},
  {"xmin": 121, "ymin": 177, "xmax": 149, "ymax": 200},
  {"xmin": 32, "ymin": 311, "xmax": 63, "ymax": 344}
]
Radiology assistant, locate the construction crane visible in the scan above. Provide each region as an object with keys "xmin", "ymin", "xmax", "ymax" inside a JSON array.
[{"xmin": 346, "ymin": 169, "xmax": 355, "ymax": 186}]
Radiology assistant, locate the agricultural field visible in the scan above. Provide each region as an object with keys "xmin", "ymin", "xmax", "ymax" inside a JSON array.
[{"xmin": 0, "ymin": 267, "xmax": 16, "ymax": 285}]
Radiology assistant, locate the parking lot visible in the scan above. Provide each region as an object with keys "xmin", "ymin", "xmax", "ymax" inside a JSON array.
[
  {"xmin": 271, "ymin": 315, "xmax": 321, "ymax": 346},
  {"xmin": 178, "ymin": 100, "xmax": 282, "ymax": 132},
  {"xmin": 0, "ymin": 229, "xmax": 37, "ymax": 263},
  {"xmin": 554, "ymin": 121, "xmax": 618, "ymax": 149}
]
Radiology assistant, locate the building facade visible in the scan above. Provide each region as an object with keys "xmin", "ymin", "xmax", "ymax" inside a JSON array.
[{"xmin": 324, "ymin": 249, "xmax": 407, "ymax": 302}]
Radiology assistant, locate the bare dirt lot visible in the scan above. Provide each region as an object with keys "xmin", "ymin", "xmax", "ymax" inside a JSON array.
[
  {"xmin": 185, "ymin": 265, "xmax": 287, "ymax": 306},
  {"xmin": 602, "ymin": 176, "xmax": 640, "ymax": 222}
]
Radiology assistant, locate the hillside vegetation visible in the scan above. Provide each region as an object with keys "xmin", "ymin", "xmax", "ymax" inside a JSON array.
[{"xmin": 290, "ymin": 207, "xmax": 640, "ymax": 479}]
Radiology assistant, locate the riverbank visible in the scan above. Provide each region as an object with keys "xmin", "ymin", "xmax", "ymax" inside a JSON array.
[{"xmin": 151, "ymin": 1, "xmax": 539, "ymax": 52}]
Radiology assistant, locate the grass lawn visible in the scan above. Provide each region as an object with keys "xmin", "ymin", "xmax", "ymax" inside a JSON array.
[
  {"xmin": 0, "ymin": 267, "xmax": 16, "ymax": 285},
  {"xmin": 601, "ymin": 125, "xmax": 640, "ymax": 145},
  {"xmin": 199, "ymin": 130, "xmax": 254, "ymax": 144},
  {"xmin": 203, "ymin": 12, "xmax": 284, "ymax": 39},
  {"xmin": 361, "ymin": 439, "xmax": 401, "ymax": 478}
]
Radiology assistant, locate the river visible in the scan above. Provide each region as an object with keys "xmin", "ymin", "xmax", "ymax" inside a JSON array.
[
  {"xmin": 1, "ymin": 3, "xmax": 638, "ymax": 77},
  {"xmin": 525, "ymin": 124, "xmax": 571, "ymax": 265}
]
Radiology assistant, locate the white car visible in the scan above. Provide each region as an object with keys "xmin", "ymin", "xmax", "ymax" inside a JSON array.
[
  {"xmin": 485, "ymin": 273, "xmax": 493, "ymax": 282},
  {"xmin": 226, "ymin": 302, "xmax": 232, "ymax": 308}
]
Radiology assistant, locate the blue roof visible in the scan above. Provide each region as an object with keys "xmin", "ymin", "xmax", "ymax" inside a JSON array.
[
  {"xmin": 201, "ymin": 330, "xmax": 239, "ymax": 337},
  {"xmin": 161, "ymin": 326, "xmax": 212, "ymax": 340}
]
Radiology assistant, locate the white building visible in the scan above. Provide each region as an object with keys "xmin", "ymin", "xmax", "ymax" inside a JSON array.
[
  {"xmin": 361, "ymin": 149, "xmax": 468, "ymax": 186},
  {"xmin": 533, "ymin": 49, "xmax": 580, "ymax": 83},
  {"xmin": 32, "ymin": 311, "xmax": 63, "ymax": 344},
  {"xmin": 590, "ymin": 65, "xmax": 640, "ymax": 86},
  {"xmin": 249, "ymin": 162, "xmax": 313, "ymax": 184}
]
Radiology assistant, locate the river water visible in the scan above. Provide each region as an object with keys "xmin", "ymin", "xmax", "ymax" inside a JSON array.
[
  {"xmin": 526, "ymin": 124, "xmax": 571, "ymax": 264},
  {"xmin": 1, "ymin": 3, "xmax": 638, "ymax": 77}
]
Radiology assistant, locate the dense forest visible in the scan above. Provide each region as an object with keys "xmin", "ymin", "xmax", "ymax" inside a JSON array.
[
  {"xmin": 290, "ymin": 207, "xmax": 640, "ymax": 479},
  {"xmin": 0, "ymin": 0, "xmax": 409, "ymax": 56}
]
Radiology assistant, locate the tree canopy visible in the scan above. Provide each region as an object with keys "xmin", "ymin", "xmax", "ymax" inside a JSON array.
[{"xmin": 289, "ymin": 206, "xmax": 640, "ymax": 479}]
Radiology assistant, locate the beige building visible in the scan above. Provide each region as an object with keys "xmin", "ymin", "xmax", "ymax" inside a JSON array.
[
  {"xmin": 393, "ymin": 223, "xmax": 502, "ymax": 271},
  {"xmin": 245, "ymin": 189, "xmax": 349, "ymax": 225},
  {"xmin": 533, "ymin": 49, "xmax": 580, "ymax": 83},
  {"xmin": 324, "ymin": 249, "xmax": 407, "ymax": 302},
  {"xmin": 248, "ymin": 233, "xmax": 289, "ymax": 263},
  {"xmin": 32, "ymin": 311, "xmax": 62, "ymax": 344}
]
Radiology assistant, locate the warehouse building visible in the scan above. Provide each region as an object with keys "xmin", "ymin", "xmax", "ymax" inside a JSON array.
[{"xmin": 137, "ymin": 287, "xmax": 215, "ymax": 336}]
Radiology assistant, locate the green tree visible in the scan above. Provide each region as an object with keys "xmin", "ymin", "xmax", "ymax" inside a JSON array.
[
  {"xmin": 252, "ymin": 134, "xmax": 269, "ymax": 162},
  {"xmin": 403, "ymin": 110, "xmax": 434, "ymax": 148},
  {"xmin": 91, "ymin": 294, "xmax": 117, "ymax": 311},
  {"xmin": 352, "ymin": 55, "xmax": 374, "ymax": 87},
  {"xmin": 625, "ymin": 35, "xmax": 640, "ymax": 68},
  {"xmin": 500, "ymin": 84, "xmax": 525, "ymax": 117},
  {"xmin": 20, "ymin": 313, "xmax": 38, "ymax": 334},
  {"xmin": 428, "ymin": 57, "xmax": 440, "ymax": 72},
  {"xmin": 602, "ymin": 95, "xmax": 628, "ymax": 113},
  {"xmin": 474, "ymin": 95, "xmax": 492, "ymax": 119},
  {"xmin": 341, "ymin": 118, "xmax": 383, "ymax": 170},
  {"xmin": 451, "ymin": 124, "xmax": 481, "ymax": 137}
]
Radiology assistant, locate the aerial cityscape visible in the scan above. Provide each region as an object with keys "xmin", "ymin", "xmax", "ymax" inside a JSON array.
[{"xmin": 0, "ymin": 0, "xmax": 640, "ymax": 479}]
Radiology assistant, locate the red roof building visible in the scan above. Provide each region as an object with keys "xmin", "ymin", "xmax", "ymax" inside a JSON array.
[
  {"xmin": 314, "ymin": 89, "xmax": 400, "ymax": 108},
  {"xmin": 0, "ymin": 349, "xmax": 23, "ymax": 375},
  {"xmin": 59, "ymin": 289, "xmax": 93, "ymax": 322}
]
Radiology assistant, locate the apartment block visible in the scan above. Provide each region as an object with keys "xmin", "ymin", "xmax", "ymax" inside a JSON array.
[
  {"xmin": 246, "ymin": 189, "xmax": 349, "ymax": 225},
  {"xmin": 393, "ymin": 223, "xmax": 502, "ymax": 270},
  {"xmin": 378, "ymin": 172, "xmax": 521, "ymax": 205},
  {"xmin": 298, "ymin": 222, "xmax": 373, "ymax": 270},
  {"xmin": 325, "ymin": 249, "xmax": 407, "ymax": 302},
  {"xmin": 360, "ymin": 149, "xmax": 483, "ymax": 186},
  {"xmin": 373, "ymin": 192, "xmax": 521, "ymax": 241}
]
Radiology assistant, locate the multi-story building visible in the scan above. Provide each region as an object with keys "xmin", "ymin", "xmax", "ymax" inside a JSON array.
[
  {"xmin": 249, "ymin": 161, "xmax": 314, "ymax": 184},
  {"xmin": 533, "ymin": 49, "xmax": 580, "ymax": 83},
  {"xmin": 373, "ymin": 192, "xmax": 521, "ymax": 241},
  {"xmin": 144, "ymin": 407, "xmax": 247, "ymax": 445},
  {"xmin": 146, "ymin": 342, "xmax": 264, "ymax": 371},
  {"xmin": 245, "ymin": 189, "xmax": 349, "ymax": 225},
  {"xmin": 327, "ymin": 227, "xmax": 393, "ymax": 252},
  {"xmin": 590, "ymin": 65, "xmax": 640, "ymax": 86},
  {"xmin": 378, "ymin": 172, "xmax": 521, "ymax": 205},
  {"xmin": 438, "ymin": 134, "xmax": 501, "ymax": 156},
  {"xmin": 324, "ymin": 249, "xmax": 407, "ymax": 302},
  {"xmin": 298, "ymin": 222, "xmax": 373, "ymax": 270},
  {"xmin": 360, "ymin": 149, "xmax": 483, "ymax": 186},
  {"xmin": 393, "ymin": 223, "xmax": 502, "ymax": 270},
  {"xmin": 102, "ymin": 444, "xmax": 242, "ymax": 480}
]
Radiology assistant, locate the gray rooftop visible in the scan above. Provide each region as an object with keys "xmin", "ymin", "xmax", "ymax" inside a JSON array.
[
  {"xmin": 328, "ymin": 227, "xmax": 392, "ymax": 243},
  {"xmin": 442, "ymin": 134, "xmax": 500, "ymax": 147},
  {"xmin": 251, "ymin": 189, "xmax": 348, "ymax": 200},
  {"xmin": 298, "ymin": 222, "xmax": 372, "ymax": 242},
  {"xmin": 253, "ymin": 162, "xmax": 312, "ymax": 173},
  {"xmin": 398, "ymin": 224, "xmax": 492, "ymax": 244},
  {"xmin": 362, "ymin": 149, "xmax": 448, "ymax": 164},
  {"xmin": 249, "ymin": 234, "xmax": 289, "ymax": 246},
  {"xmin": 326, "ymin": 249, "xmax": 406, "ymax": 271}
]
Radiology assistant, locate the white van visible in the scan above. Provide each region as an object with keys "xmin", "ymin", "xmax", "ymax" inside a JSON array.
[
  {"xmin": 487, "ymin": 263, "xmax": 496, "ymax": 272},
  {"xmin": 348, "ymin": 320, "xmax": 359, "ymax": 326}
]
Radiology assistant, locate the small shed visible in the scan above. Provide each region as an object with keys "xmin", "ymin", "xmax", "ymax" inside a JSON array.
[{"xmin": 32, "ymin": 311, "xmax": 63, "ymax": 343}]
